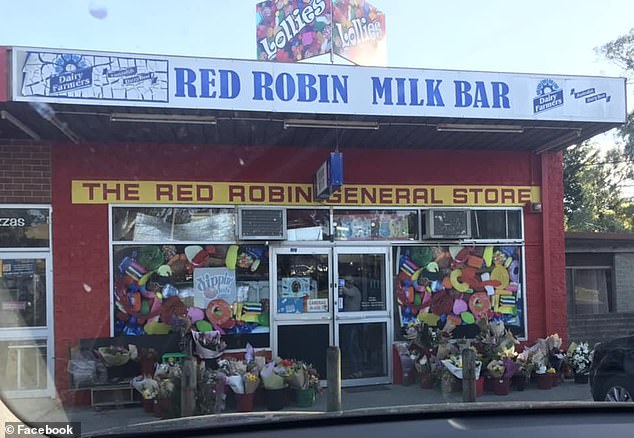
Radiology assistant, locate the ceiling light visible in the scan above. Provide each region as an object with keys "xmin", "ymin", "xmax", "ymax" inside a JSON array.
[
  {"xmin": 110, "ymin": 113, "xmax": 217, "ymax": 125},
  {"xmin": 283, "ymin": 119, "xmax": 380, "ymax": 130},
  {"xmin": 436, "ymin": 123, "xmax": 524, "ymax": 133}
]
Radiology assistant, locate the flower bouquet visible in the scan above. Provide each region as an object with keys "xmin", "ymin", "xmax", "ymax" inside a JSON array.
[
  {"xmin": 192, "ymin": 330, "xmax": 226, "ymax": 359},
  {"xmin": 260, "ymin": 360, "xmax": 288, "ymax": 411},
  {"xmin": 566, "ymin": 342, "xmax": 592, "ymax": 383},
  {"xmin": 131, "ymin": 375, "xmax": 159, "ymax": 400}
]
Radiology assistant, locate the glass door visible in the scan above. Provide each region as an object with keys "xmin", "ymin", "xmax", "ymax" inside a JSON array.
[
  {"xmin": 271, "ymin": 247, "xmax": 333, "ymax": 380},
  {"xmin": 0, "ymin": 253, "xmax": 53, "ymax": 398},
  {"xmin": 334, "ymin": 247, "xmax": 392, "ymax": 386},
  {"xmin": 271, "ymin": 246, "xmax": 392, "ymax": 387}
]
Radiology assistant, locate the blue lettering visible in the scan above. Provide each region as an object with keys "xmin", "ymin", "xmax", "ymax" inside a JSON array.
[
  {"xmin": 454, "ymin": 80, "xmax": 472, "ymax": 107},
  {"xmin": 426, "ymin": 79, "xmax": 444, "ymax": 107},
  {"xmin": 395, "ymin": 77, "xmax": 407, "ymax": 106},
  {"xmin": 473, "ymin": 81, "xmax": 490, "ymax": 108},
  {"xmin": 372, "ymin": 77, "xmax": 393, "ymax": 105},
  {"xmin": 200, "ymin": 69, "xmax": 216, "ymax": 98},
  {"xmin": 175, "ymin": 68, "xmax": 197, "ymax": 97},
  {"xmin": 318, "ymin": 75, "xmax": 330, "ymax": 102},
  {"xmin": 332, "ymin": 75, "xmax": 348, "ymax": 103},
  {"xmin": 408, "ymin": 78, "xmax": 424, "ymax": 106},
  {"xmin": 297, "ymin": 73, "xmax": 317, "ymax": 102},
  {"xmin": 492, "ymin": 81, "xmax": 510, "ymax": 108},
  {"xmin": 219, "ymin": 70, "xmax": 240, "ymax": 99},
  {"xmin": 253, "ymin": 71, "xmax": 273, "ymax": 101},
  {"xmin": 275, "ymin": 72, "xmax": 295, "ymax": 101}
]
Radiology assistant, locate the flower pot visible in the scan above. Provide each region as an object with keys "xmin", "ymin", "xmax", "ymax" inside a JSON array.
[
  {"xmin": 475, "ymin": 377, "xmax": 485, "ymax": 397},
  {"xmin": 484, "ymin": 376, "xmax": 494, "ymax": 393},
  {"xmin": 295, "ymin": 388, "xmax": 315, "ymax": 408},
  {"xmin": 235, "ymin": 393, "xmax": 255, "ymax": 412},
  {"xmin": 551, "ymin": 372, "xmax": 560, "ymax": 387},
  {"xmin": 142, "ymin": 398, "xmax": 154, "ymax": 413},
  {"xmin": 264, "ymin": 388, "xmax": 286, "ymax": 411},
  {"xmin": 513, "ymin": 375, "xmax": 528, "ymax": 391},
  {"xmin": 574, "ymin": 373, "xmax": 589, "ymax": 384},
  {"xmin": 420, "ymin": 373, "xmax": 434, "ymax": 389},
  {"xmin": 492, "ymin": 377, "xmax": 511, "ymax": 396},
  {"xmin": 537, "ymin": 374, "xmax": 553, "ymax": 390}
]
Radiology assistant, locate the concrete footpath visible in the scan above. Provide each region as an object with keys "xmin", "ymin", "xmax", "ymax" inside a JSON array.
[{"xmin": 3, "ymin": 381, "xmax": 594, "ymax": 435}]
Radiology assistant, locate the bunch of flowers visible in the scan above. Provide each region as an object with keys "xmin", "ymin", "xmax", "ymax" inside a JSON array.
[
  {"xmin": 566, "ymin": 342, "xmax": 592, "ymax": 375},
  {"xmin": 131, "ymin": 375, "xmax": 159, "ymax": 399},
  {"xmin": 486, "ymin": 357, "xmax": 518, "ymax": 381}
]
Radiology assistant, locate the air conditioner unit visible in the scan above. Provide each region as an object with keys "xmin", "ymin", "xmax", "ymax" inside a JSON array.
[
  {"xmin": 425, "ymin": 209, "xmax": 471, "ymax": 239},
  {"xmin": 238, "ymin": 207, "xmax": 287, "ymax": 240}
]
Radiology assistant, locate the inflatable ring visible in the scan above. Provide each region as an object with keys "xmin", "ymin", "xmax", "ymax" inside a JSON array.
[
  {"xmin": 206, "ymin": 299, "xmax": 233, "ymax": 326},
  {"xmin": 469, "ymin": 292, "xmax": 491, "ymax": 321}
]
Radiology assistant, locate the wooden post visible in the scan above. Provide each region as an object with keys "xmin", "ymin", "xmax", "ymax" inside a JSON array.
[
  {"xmin": 326, "ymin": 346, "xmax": 342, "ymax": 412},
  {"xmin": 462, "ymin": 348, "xmax": 476, "ymax": 402},
  {"xmin": 181, "ymin": 356, "xmax": 197, "ymax": 417}
]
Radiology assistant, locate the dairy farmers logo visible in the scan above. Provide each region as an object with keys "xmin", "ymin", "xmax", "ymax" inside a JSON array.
[{"xmin": 533, "ymin": 79, "xmax": 564, "ymax": 113}]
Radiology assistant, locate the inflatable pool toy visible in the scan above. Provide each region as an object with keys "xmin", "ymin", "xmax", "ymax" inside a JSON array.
[
  {"xmin": 453, "ymin": 298, "xmax": 468, "ymax": 314},
  {"xmin": 206, "ymin": 299, "xmax": 233, "ymax": 326},
  {"xmin": 491, "ymin": 265, "xmax": 510, "ymax": 290},
  {"xmin": 483, "ymin": 246, "xmax": 494, "ymax": 267},
  {"xmin": 509, "ymin": 260, "xmax": 520, "ymax": 283},
  {"xmin": 469, "ymin": 292, "xmax": 491, "ymax": 321},
  {"xmin": 450, "ymin": 269, "xmax": 470, "ymax": 292}
]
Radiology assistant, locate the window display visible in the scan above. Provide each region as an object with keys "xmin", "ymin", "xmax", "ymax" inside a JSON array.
[
  {"xmin": 395, "ymin": 245, "xmax": 525, "ymax": 338},
  {"xmin": 334, "ymin": 210, "xmax": 418, "ymax": 241},
  {"xmin": 112, "ymin": 243, "xmax": 270, "ymax": 349}
]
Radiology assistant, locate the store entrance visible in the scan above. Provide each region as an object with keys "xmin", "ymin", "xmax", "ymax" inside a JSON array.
[{"xmin": 271, "ymin": 246, "xmax": 392, "ymax": 386}]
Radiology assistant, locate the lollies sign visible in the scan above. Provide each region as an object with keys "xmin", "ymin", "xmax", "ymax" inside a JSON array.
[{"xmin": 257, "ymin": 0, "xmax": 331, "ymax": 62}]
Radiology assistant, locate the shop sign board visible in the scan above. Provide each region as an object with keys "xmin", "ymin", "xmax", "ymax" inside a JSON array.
[
  {"xmin": 332, "ymin": 0, "xmax": 387, "ymax": 66},
  {"xmin": 0, "ymin": 208, "xmax": 50, "ymax": 249},
  {"xmin": 71, "ymin": 180, "xmax": 541, "ymax": 207},
  {"xmin": 314, "ymin": 152, "xmax": 343, "ymax": 200},
  {"xmin": 12, "ymin": 47, "xmax": 626, "ymax": 123},
  {"xmin": 256, "ymin": 0, "xmax": 332, "ymax": 62}
]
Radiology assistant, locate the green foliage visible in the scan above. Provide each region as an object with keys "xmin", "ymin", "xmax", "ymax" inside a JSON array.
[{"xmin": 563, "ymin": 142, "xmax": 633, "ymax": 232}]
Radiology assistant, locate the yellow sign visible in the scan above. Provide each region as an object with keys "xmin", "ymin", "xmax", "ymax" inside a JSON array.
[{"xmin": 71, "ymin": 180, "xmax": 541, "ymax": 206}]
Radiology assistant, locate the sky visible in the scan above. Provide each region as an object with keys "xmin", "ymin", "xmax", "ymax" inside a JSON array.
[{"xmin": 1, "ymin": 0, "xmax": 633, "ymax": 139}]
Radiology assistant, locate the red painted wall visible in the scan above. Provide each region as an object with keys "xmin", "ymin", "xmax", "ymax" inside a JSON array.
[{"xmin": 51, "ymin": 142, "xmax": 564, "ymax": 401}]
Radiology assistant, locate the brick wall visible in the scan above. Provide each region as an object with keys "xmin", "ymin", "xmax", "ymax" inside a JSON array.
[
  {"xmin": 614, "ymin": 253, "xmax": 634, "ymax": 312},
  {"xmin": 569, "ymin": 312, "xmax": 634, "ymax": 346},
  {"xmin": 0, "ymin": 143, "xmax": 52, "ymax": 203}
]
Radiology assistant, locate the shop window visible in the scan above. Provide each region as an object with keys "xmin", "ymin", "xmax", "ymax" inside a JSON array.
[
  {"xmin": 0, "ymin": 258, "xmax": 47, "ymax": 328},
  {"xmin": 566, "ymin": 267, "xmax": 613, "ymax": 315},
  {"xmin": 112, "ymin": 208, "xmax": 236, "ymax": 242},
  {"xmin": 394, "ymin": 245, "xmax": 525, "ymax": 339},
  {"xmin": 0, "ymin": 208, "xmax": 50, "ymax": 249},
  {"xmin": 334, "ymin": 210, "xmax": 418, "ymax": 241},
  {"xmin": 286, "ymin": 208, "xmax": 331, "ymax": 241},
  {"xmin": 112, "ymin": 243, "xmax": 270, "ymax": 350},
  {"xmin": 470, "ymin": 209, "xmax": 522, "ymax": 240},
  {"xmin": 0, "ymin": 340, "xmax": 48, "ymax": 391}
]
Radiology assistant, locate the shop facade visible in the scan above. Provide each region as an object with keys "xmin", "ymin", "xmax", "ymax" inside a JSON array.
[{"xmin": 0, "ymin": 46, "xmax": 626, "ymax": 401}]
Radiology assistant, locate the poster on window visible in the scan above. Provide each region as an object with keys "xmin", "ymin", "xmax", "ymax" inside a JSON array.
[
  {"xmin": 193, "ymin": 267, "xmax": 237, "ymax": 308},
  {"xmin": 395, "ymin": 245, "xmax": 525, "ymax": 338},
  {"xmin": 112, "ymin": 243, "xmax": 270, "ymax": 341}
]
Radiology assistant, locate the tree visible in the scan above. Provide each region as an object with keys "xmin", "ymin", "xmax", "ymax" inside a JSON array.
[
  {"xmin": 563, "ymin": 142, "xmax": 633, "ymax": 232},
  {"xmin": 598, "ymin": 29, "xmax": 634, "ymax": 162}
]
